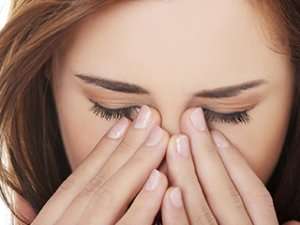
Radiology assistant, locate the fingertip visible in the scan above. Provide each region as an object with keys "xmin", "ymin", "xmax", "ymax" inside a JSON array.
[
  {"xmin": 179, "ymin": 108, "xmax": 195, "ymax": 134},
  {"xmin": 163, "ymin": 186, "xmax": 183, "ymax": 209},
  {"xmin": 168, "ymin": 187, "xmax": 183, "ymax": 208},
  {"xmin": 148, "ymin": 106, "xmax": 162, "ymax": 127}
]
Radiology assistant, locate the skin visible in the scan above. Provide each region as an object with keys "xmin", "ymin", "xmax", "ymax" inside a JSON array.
[
  {"xmin": 51, "ymin": 0, "xmax": 294, "ymax": 183},
  {"xmin": 19, "ymin": 0, "xmax": 297, "ymax": 224}
]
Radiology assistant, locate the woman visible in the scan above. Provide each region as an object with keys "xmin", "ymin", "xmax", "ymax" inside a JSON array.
[{"xmin": 0, "ymin": 0, "xmax": 299, "ymax": 224}]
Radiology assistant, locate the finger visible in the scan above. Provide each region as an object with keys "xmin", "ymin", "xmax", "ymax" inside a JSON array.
[
  {"xmin": 180, "ymin": 107, "xmax": 252, "ymax": 225},
  {"xmin": 32, "ymin": 105, "xmax": 160, "ymax": 225},
  {"xmin": 54, "ymin": 106, "xmax": 162, "ymax": 225},
  {"xmin": 74, "ymin": 125, "xmax": 169, "ymax": 225},
  {"xmin": 31, "ymin": 116, "xmax": 131, "ymax": 225},
  {"xmin": 166, "ymin": 134, "xmax": 217, "ymax": 225},
  {"xmin": 211, "ymin": 130, "xmax": 279, "ymax": 225},
  {"xmin": 116, "ymin": 170, "xmax": 168, "ymax": 225},
  {"xmin": 84, "ymin": 105, "xmax": 161, "ymax": 192},
  {"xmin": 161, "ymin": 187, "xmax": 190, "ymax": 225}
]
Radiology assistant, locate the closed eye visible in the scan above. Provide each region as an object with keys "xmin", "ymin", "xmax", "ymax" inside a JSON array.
[
  {"xmin": 89, "ymin": 99, "xmax": 251, "ymax": 125},
  {"xmin": 89, "ymin": 99, "xmax": 140, "ymax": 121},
  {"xmin": 203, "ymin": 108, "xmax": 250, "ymax": 124}
]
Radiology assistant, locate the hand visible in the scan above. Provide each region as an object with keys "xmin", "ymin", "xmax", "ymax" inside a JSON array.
[
  {"xmin": 29, "ymin": 105, "xmax": 170, "ymax": 225},
  {"xmin": 162, "ymin": 107, "xmax": 280, "ymax": 225}
]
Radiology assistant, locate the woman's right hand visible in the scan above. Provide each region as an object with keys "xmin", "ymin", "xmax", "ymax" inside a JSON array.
[{"xmin": 29, "ymin": 105, "xmax": 172, "ymax": 225}]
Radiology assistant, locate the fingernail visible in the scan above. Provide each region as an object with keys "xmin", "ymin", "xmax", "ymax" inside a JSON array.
[
  {"xmin": 134, "ymin": 105, "xmax": 152, "ymax": 129},
  {"xmin": 170, "ymin": 187, "xmax": 183, "ymax": 208},
  {"xmin": 212, "ymin": 130, "xmax": 229, "ymax": 149},
  {"xmin": 175, "ymin": 135, "xmax": 189, "ymax": 158},
  {"xmin": 145, "ymin": 126, "xmax": 164, "ymax": 147},
  {"xmin": 107, "ymin": 117, "xmax": 130, "ymax": 139},
  {"xmin": 144, "ymin": 169, "xmax": 161, "ymax": 191},
  {"xmin": 190, "ymin": 107, "xmax": 207, "ymax": 131}
]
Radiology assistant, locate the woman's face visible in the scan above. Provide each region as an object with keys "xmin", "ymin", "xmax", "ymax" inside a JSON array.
[{"xmin": 51, "ymin": 0, "xmax": 294, "ymax": 184}]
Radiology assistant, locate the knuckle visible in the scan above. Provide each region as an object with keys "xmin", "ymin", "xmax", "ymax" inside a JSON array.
[
  {"xmin": 231, "ymin": 192, "xmax": 245, "ymax": 209},
  {"xmin": 226, "ymin": 183, "xmax": 245, "ymax": 210},
  {"xmin": 130, "ymin": 150, "xmax": 150, "ymax": 167},
  {"xmin": 83, "ymin": 172, "xmax": 106, "ymax": 194},
  {"xmin": 118, "ymin": 138, "xmax": 138, "ymax": 151},
  {"xmin": 96, "ymin": 184, "xmax": 115, "ymax": 206},
  {"xmin": 196, "ymin": 204, "xmax": 217, "ymax": 225}
]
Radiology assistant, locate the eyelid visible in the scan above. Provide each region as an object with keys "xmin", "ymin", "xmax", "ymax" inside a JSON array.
[
  {"xmin": 203, "ymin": 107, "xmax": 249, "ymax": 115},
  {"xmin": 199, "ymin": 94, "xmax": 263, "ymax": 110},
  {"xmin": 89, "ymin": 99, "xmax": 252, "ymax": 124},
  {"xmin": 89, "ymin": 98, "xmax": 254, "ymax": 115},
  {"xmin": 88, "ymin": 98, "xmax": 141, "ymax": 109},
  {"xmin": 200, "ymin": 103, "xmax": 256, "ymax": 114}
]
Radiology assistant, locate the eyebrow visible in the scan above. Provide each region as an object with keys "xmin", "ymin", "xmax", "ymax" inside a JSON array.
[{"xmin": 74, "ymin": 74, "xmax": 267, "ymax": 98}]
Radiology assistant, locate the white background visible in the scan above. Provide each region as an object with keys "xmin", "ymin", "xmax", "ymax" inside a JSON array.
[
  {"xmin": 0, "ymin": 0, "xmax": 10, "ymax": 29},
  {"xmin": 1, "ymin": 1, "xmax": 13, "ymax": 224}
]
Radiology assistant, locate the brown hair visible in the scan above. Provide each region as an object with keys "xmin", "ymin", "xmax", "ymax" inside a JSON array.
[{"xmin": 0, "ymin": 0, "xmax": 299, "ymax": 224}]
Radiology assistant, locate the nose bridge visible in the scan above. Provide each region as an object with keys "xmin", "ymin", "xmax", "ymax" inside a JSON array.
[
  {"xmin": 154, "ymin": 101, "xmax": 185, "ymax": 135},
  {"xmin": 149, "ymin": 80, "xmax": 192, "ymax": 135}
]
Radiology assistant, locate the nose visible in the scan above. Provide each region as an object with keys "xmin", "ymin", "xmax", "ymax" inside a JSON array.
[{"xmin": 155, "ymin": 105, "xmax": 184, "ymax": 135}]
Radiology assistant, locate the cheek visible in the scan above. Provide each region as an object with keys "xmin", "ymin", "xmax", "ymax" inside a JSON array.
[
  {"xmin": 52, "ymin": 80, "xmax": 116, "ymax": 170},
  {"xmin": 211, "ymin": 95, "xmax": 292, "ymax": 184},
  {"xmin": 58, "ymin": 109, "xmax": 112, "ymax": 171},
  {"xmin": 227, "ymin": 123, "xmax": 286, "ymax": 184}
]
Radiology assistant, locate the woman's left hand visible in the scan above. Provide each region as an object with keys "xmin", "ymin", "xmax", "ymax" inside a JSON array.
[{"xmin": 161, "ymin": 107, "xmax": 280, "ymax": 225}]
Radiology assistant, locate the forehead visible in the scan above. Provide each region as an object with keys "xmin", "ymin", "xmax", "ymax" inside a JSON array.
[{"xmin": 60, "ymin": 0, "xmax": 289, "ymax": 93}]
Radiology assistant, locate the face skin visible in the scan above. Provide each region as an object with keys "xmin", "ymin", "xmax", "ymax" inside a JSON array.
[{"xmin": 51, "ymin": 0, "xmax": 294, "ymax": 184}]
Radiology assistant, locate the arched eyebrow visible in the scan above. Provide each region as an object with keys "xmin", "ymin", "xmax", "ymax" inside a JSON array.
[
  {"xmin": 194, "ymin": 79, "xmax": 267, "ymax": 98},
  {"xmin": 74, "ymin": 74, "xmax": 267, "ymax": 98},
  {"xmin": 75, "ymin": 74, "xmax": 149, "ymax": 94}
]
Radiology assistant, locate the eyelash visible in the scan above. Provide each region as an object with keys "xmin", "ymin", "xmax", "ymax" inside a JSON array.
[
  {"xmin": 89, "ymin": 99, "xmax": 140, "ymax": 121},
  {"xmin": 89, "ymin": 99, "xmax": 250, "ymax": 125},
  {"xmin": 202, "ymin": 108, "xmax": 250, "ymax": 124}
]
